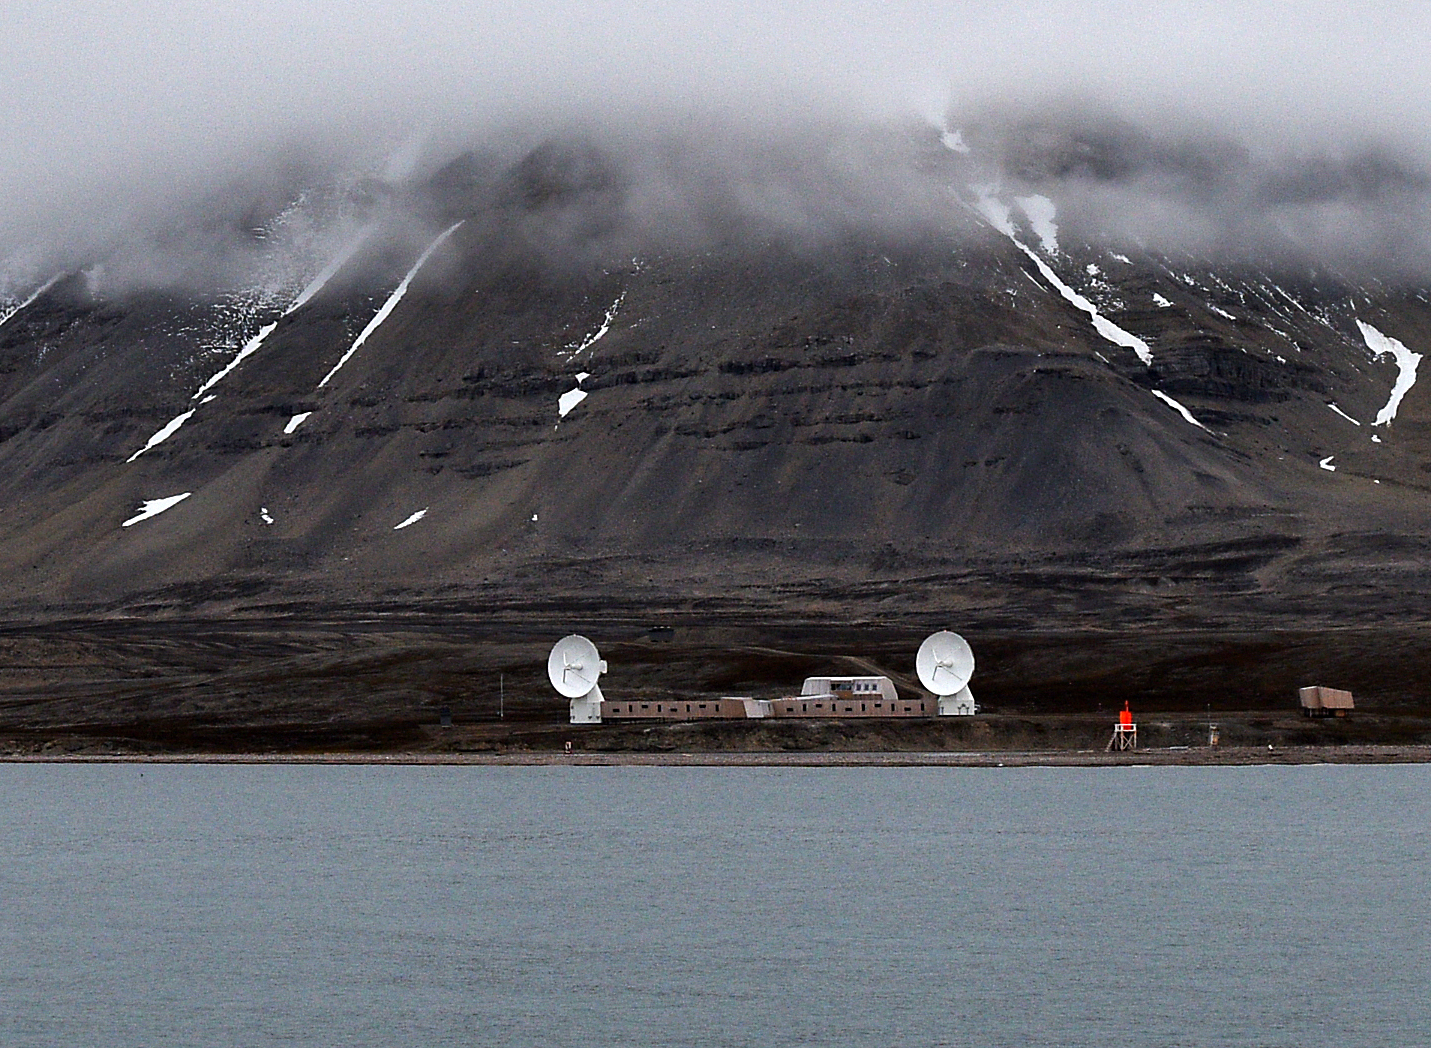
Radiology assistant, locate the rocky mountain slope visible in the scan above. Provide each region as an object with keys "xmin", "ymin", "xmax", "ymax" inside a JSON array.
[{"xmin": 2, "ymin": 117, "xmax": 1429, "ymax": 735}]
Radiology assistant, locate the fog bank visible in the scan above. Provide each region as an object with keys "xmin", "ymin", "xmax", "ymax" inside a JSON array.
[{"xmin": 5, "ymin": 0, "xmax": 1431, "ymax": 285}]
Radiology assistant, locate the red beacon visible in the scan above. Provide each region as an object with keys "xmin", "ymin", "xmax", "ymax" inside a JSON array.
[{"xmin": 1108, "ymin": 701, "xmax": 1137, "ymax": 751}]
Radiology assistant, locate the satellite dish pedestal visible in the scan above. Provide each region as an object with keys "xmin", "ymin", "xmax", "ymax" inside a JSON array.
[
  {"xmin": 939, "ymin": 685, "xmax": 977, "ymax": 717},
  {"xmin": 570, "ymin": 683, "xmax": 604, "ymax": 724},
  {"xmin": 548, "ymin": 635, "xmax": 608, "ymax": 724},
  {"xmin": 918, "ymin": 631, "xmax": 977, "ymax": 716}
]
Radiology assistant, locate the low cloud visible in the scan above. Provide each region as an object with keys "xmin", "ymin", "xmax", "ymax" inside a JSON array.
[{"xmin": 5, "ymin": 0, "xmax": 1431, "ymax": 289}]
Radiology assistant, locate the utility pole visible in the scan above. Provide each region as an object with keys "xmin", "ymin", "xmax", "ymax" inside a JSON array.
[{"xmin": 500, "ymin": 673, "xmax": 504, "ymax": 720}]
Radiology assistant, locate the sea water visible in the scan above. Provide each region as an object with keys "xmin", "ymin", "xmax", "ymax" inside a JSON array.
[{"xmin": 1, "ymin": 763, "xmax": 1427, "ymax": 1047}]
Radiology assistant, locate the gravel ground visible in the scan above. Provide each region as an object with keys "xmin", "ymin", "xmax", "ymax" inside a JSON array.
[{"xmin": 6, "ymin": 744, "xmax": 1429, "ymax": 767}]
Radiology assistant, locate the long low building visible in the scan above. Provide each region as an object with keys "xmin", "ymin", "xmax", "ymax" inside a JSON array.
[
  {"xmin": 601, "ymin": 697, "xmax": 766, "ymax": 720},
  {"xmin": 601, "ymin": 676, "xmax": 939, "ymax": 721}
]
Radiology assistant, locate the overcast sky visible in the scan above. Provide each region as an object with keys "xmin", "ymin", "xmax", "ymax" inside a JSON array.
[{"xmin": 4, "ymin": 0, "xmax": 1430, "ymax": 265}]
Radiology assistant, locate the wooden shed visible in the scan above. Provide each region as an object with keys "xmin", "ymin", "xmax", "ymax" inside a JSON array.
[{"xmin": 1299, "ymin": 686, "xmax": 1354, "ymax": 717}]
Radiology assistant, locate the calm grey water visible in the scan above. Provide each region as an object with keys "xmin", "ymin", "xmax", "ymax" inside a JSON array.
[{"xmin": 1, "ymin": 763, "xmax": 1428, "ymax": 1047}]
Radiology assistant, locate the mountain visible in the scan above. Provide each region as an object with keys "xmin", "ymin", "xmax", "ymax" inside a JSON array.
[{"xmin": 1, "ymin": 118, "xmax": 1429, "ymax": 740}]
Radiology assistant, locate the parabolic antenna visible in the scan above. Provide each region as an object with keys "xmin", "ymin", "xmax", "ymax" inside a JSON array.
[
  {"xmin": 548, "ymin": 635, "xmax": 607, "ymax": 699},
  {"xmin": 916, "ymin": 630, "xmax": 975, "ymax": 696}
]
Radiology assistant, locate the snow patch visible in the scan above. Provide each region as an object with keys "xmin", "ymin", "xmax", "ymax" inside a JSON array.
[
  {"xmin": 318, "ymin": 221, "xmax": 464, "ymax": 388},
  {"xmin": 1150, "ymin": 390, "xmax": 1210, "ymax": 431},
  {"xmin": 1153, "ymin": 293, "xmax": 1173, "ymax": 308},
  {"xmin": 127, "ymin": 409, "xmax": 197, "ymax": 462},
  {"xmin": 1357, "ymin": 321, "xmax": 1422, "ymax": 426},
  {"xmin": 563, "ymin": 293, "xmax": 624, "ymax": 358},
  {"xmin": 122, "ymin": 492, "xmax": 191, "ymax": 527},
  {"xmin": 1015, "ymin": 195, "xmax": 1059, "ymax": 255},
  {"xmin": 260, "ymin": 507, "xmax": 274, "ymax": 525},
  {"xmin": 941, "ymin": 130, "xmax": 970, "ymax": 154},
  {"xmin": 558, "ymin": 387, "xmax": 589, "ymax": 418},
  {"xmin": 1208, "ymin": 304, "xmax": 1237, "ymax": 321},
  {"xmin": 1085, "ymin": 263, "xmax": 1100, "ymax": 277},
  {"xmin": 393, "ymin": 508, "xmax": 427, "ymax": 530},
  {"xmin": 284, "ymin": 412, "xmax": 311, "ymax": 434},
  {"xmin": 1319, "ymin": 456, "xmax": 1337, "ymax": 472},
  {"xmin": 1327, "ymin": 403, "xmax": 1361, "ymax": 426},
  {"xmin": 1111, "ymin": 253, "xmax": 1132, "ymax": 264}
]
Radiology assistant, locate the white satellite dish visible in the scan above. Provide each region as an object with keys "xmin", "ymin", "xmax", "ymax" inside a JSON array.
[
  {"xmin": 549, "ymin": 635, "xmax": 608, "ymax": 723},
  {"xmin": 549, "ymin": 635, "xmax": 606, "ymax": 697},
  {"xmin": 917, "ymin": 630, "xmax": 975, "ymax": 696}
]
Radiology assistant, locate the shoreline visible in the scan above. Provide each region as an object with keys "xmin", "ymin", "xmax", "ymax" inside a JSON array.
[{"xmin": 4, "ymin": 744, "xmax": 1430, "ymax": 767}]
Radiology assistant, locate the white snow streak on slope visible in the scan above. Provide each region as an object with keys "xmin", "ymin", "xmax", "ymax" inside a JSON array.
[
  {"xmin": 1015, "ymin": 195, "xmax": 1059, "ymax": 254},
  {"xmin": 193, "ymin": 322, "xmax": 277, "ymax": 398},
  {"xmin": 121, "ymin": 492, "xmax": 191, "ymax": 527},
  {"xmin": 393, "ymin": 508, "xmax": 427, "ymax": 530},
  {"xmin": 1208, "ymin": 304, "xmax": 1236, "ymax": 321},
  {"xmin": 126, "ymin": 409, "xmax": 197, "ymax": 462},
  {"xmin": 260, "ymin": 507, "xmax": 275, "ymax": 524},
  {"xmin": 285, "ymin": 229, "xmax": 371, "ymax": 315},
  {"xmin": 1111, "ymin": 253, "xmax": 1132, "ymax": 264},
  {"xmin": 1319, "ymin": 456, "xmax": 1337, "ymax": 472},
  {"xmin": 1150, "ymin": 390, "xmax": 1211, "ymax": 431},
  {"xmin": 284, "ymin": 412, "xmax": 311, "ymax": 434},
  {"xmin": 973, "ymin": 190, "xmax": 1016, "ymax": 235},
  {"xmin": 1153, "ymin": 293, "xmax": 1173, "ymax": 307},
  {"xmin": 1328, "ymin": 402, "xmax": 1362, "ymax": 426},
  {"xmin": 0, "ymin": 273, "xmax": 62, "ymax": 330},
  {"xmin": 129, "ymin": 230, "xmax": 372, "ymax": 458},
  {"xmin": 199, "ymin": 232, "xmax": 369, "ymax": 397},
  {"xmin": 562, "ymin": 294, "xmax": 624, "ymax": 359},
  {"xmin": 974, "ymin": 190, "xmax": 1154, "ymax": 366},
  {"xmin": 1357, "ymin": 321, "xmax": 1422, "ymax": 426},
  {"xmin": 318, "ymin": 221, "xmax": 464, "ymax": 388}
]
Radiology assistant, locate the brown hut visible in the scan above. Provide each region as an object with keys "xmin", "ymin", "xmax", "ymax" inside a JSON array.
[{"xmin": 1298, "ymin": 686, "xmax": 1354, "ymax": 718}]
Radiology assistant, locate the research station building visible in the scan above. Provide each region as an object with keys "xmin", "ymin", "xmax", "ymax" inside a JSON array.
[{"xmin": 600, "ymin": 675, "xmax": 942, "ymax": 721}]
